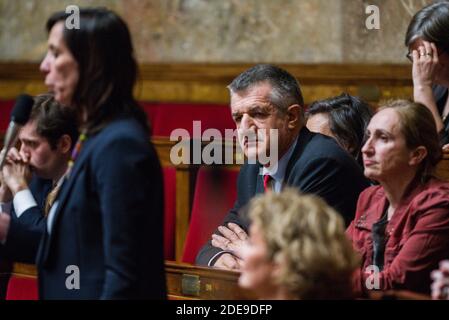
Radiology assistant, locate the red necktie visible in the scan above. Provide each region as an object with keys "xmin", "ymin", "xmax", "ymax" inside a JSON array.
[{"xmin": 263, "ymin": 175, "xmax": 272, "ymax": 192}]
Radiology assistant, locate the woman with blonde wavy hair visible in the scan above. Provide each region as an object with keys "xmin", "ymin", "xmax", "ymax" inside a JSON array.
[{"xmin": 238, "ymin": 188, "xmax": 358, "ymax": 299}]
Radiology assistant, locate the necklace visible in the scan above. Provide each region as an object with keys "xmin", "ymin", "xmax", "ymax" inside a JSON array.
[
  {"xmin": 443, "ymin": 113, "xmax": 449, "ymax": 123},
  {"xmin": 67, "ymin": 132, "xmax": 88, "ymax": 178}
]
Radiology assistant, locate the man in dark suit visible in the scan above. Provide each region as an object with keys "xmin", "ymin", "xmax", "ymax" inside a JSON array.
[
  {"xmin": 0, "ymin": 94, "xmax": 77, "ymax": 263},
  {"xmin": 196, "ymin": 64, "xmax": 370, "ymax": 269}
]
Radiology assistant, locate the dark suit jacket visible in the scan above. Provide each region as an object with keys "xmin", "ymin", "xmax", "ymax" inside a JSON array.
[
  {"xmin": 196, "ymin": 127, "xmax": 370, "ymax": 265},
  {"xmin": 433, "ymin": 84, "xmax": 449, "ymax": 145},
  {"xmin": 0, "ymin": 176, "xmax": 52, "ymax": 263},
  {"xmin": 36, "ymin": 117, "xmax": 166, "ymax": 300}
]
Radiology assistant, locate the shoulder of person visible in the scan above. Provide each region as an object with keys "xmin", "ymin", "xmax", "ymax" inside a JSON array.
[
  {"xmin": 305, "ymin": 132, "xmax": 353, "ymax": 161},
  {"xmin": 98, "ymin": 117, "xmax": 146, "ymax": 140},
  {"xmin": 88, "ymin": 118, "xmax": 152, "ymax": 163},
  {"xmin": 357, "ymin": 185, "xmax": 384, "ymax": 205},
  {"xmin": 28, "ymin": 175, "xmax": 53, "ymax": 193},
  {"xmin": 361, "ymin": 183, "xmax": 383, "ymax": 194},
  {"xmin": 294, "ymin": 134, "xmax": 361, "ymax": 173},
  {"xmin": 412, "ymin": 178, "xmax": 449, "ymax": 206}
]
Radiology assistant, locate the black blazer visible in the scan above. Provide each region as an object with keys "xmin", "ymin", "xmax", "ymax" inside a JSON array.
[
  {"xmin": 0, "ymin": 176, "xmax": 51, "ymax": 263},
  {"xmin": 196, "ymin": 128, "xmax": 370, "ymax": 265},
  {"xmin": 36, "ymin": 117, "xmax": 166, "ymax": 300}
]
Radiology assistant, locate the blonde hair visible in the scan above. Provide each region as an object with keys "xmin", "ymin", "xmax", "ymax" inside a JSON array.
[
  {"xmin": 379, "ymin": 100, "xmax": 442, "ymax": 182},
  {"xmin": 249, "ymin": 188, "xmax": 358, "ymax": 299}
]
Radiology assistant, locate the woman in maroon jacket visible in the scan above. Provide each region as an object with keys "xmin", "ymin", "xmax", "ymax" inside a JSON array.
[{"xmin": 347, "ymin": 99, "xmax": 449, "ymax": 296}]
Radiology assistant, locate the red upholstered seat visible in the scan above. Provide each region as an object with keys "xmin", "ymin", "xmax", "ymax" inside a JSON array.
[
  {"xmin": 0, "ymin": 100, "xmax": 14, "ymax": 133},
  {"xmin": 6, "ymin": 275, "xmax": 38, "ymax": 300},
  {"xmin": 140, "ymin": 102, "xmax": 235, "ymax": 138},
  {"xmin": 162, "ymin": 166, "xmax": 176, "ymax": 260},
  {"xmin": 2, "ymin": 100, "xmax": 237, "ymax": 138},
  {"xmin": 182, "ymin": 166, "xmax": 239, "ymax": 264}
]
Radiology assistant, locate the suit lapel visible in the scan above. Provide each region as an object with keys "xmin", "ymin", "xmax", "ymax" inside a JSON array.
[
  {"xmin": 37, "ymin": 138, "xmax": 94, "ymax": 266},
  {"xmin": 284, "ymin": 128, "xmax": 313, "ymax": 183},
  {"xmin": 255, "ymin": 169, "xmax": 264, "ymax": 194}
]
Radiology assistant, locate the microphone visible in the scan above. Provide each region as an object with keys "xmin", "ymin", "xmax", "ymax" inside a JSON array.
[{"xmin": 0, "ymin": 94, "xmax": 34, "ymax": 169}]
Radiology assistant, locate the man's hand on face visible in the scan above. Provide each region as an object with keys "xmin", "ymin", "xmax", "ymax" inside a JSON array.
[
  {"xmin": 211, "ymin": 222, "xmax": 249, "ymax": 259},
  {"xmin": 0, "ymin": 171, "xmax": 13, "ymax": 203},
  {"xmin": 2, "ymin": 148, "xmax": 32, "ymax": 196},
  {"xmin": 212, "ymin": 253, "xmax": 242, "ymax": 271}
]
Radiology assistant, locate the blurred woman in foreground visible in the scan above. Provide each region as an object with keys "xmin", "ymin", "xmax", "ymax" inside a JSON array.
[{"xmin": 239, "ymin": 188, "xmax": 358, "ymax": 299}]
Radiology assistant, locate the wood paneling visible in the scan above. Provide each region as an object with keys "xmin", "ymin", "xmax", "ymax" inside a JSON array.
[
  {"xmin": 0, "ymin": 62, "xmax": 413, "ymax": 104},
  {"xmin": 436, "ymin": 152, "xmax": 449, "ymax": 181},
  {"xmin": 0, "ymin": 62, "xmax": 412, "ymax": 83}
]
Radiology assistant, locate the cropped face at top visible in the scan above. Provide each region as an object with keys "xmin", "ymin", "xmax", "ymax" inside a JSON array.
[
  {"xmin": 40, "ymin": 22, "xmax": 79, "ymax": 107},
  {"xmin": 361, "ymin": 108, "xmax": 415, "ymax": 183},
  {"xmin": 238, "ymin": 224, "xmax": 278, "ymax": 296},
  {"xmin": 230, "ymin": 82, "xmax": 292, "ymax": 163}
]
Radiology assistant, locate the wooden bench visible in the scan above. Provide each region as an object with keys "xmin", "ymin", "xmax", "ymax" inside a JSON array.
[{"xmin": 0, "ymin": 62, "xmax": 413, "ymax": 105}]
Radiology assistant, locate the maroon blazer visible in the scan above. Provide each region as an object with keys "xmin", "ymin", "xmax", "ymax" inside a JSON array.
[{"xmin": 347, "ymin": 178, "xmax": 449, "ymax": 296}]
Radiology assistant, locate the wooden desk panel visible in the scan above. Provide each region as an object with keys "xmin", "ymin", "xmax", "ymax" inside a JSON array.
[
  {"xmin": 165, "ymin": 261, "xmax": 256, "ymax": 300},
  {"xmin": 0, "ymin": 261, "xmax": 256, "ymax": 300}
]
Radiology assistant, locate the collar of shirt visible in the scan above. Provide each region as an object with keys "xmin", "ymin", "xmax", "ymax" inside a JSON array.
[
  {"xmin": 53, "ymin": 169, "xmax": 68, "ymax": 189},
  {"xmin": 46, "ymin": 170, "xmax": 69, "ymax": 234},
  {"xmin": 262, "ymin": 137, "xmax": 298, "ymax": 188}
]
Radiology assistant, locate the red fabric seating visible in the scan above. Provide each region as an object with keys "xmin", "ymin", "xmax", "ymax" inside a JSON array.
[
  {"xmin": 181, "ymin": 166, "xmax": 239, "ymax": 264},
  {"xmin": 0, "ymin": 100, "xmax": 14, "ymax": 133},
  {"xmin": 0, "ymin": 99, "xmax": 237, "ymax": 265},
  {"xmin": 6, "ymin": 275, "xmax": 38, "ymax": 300},
  {"xmin": 1, "ymin": 100, "xmax": 236, "ymax": 138},
  {"xmin": 140, "ymin": 102, "xmax": 235, "ymax": 138}
]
